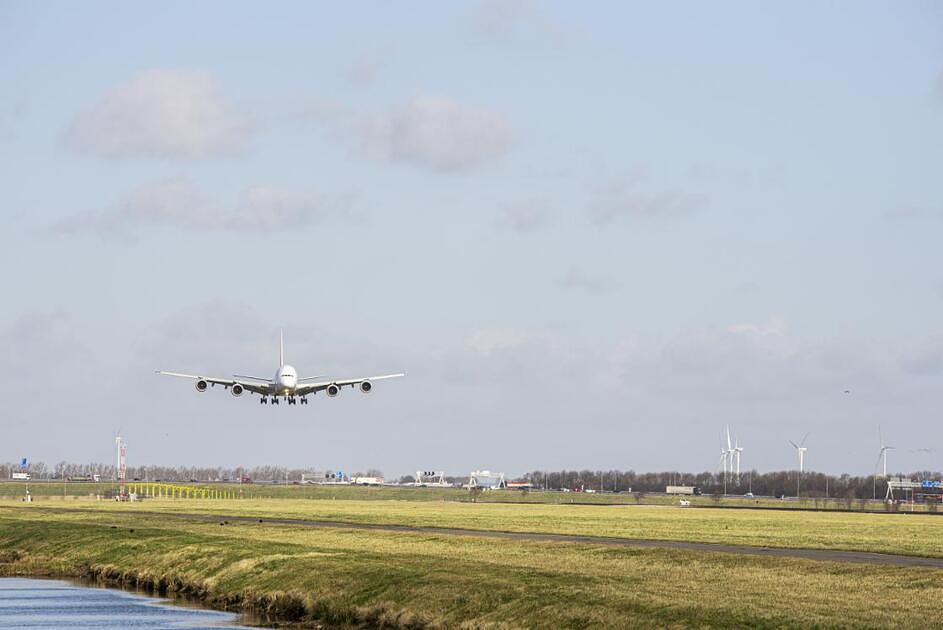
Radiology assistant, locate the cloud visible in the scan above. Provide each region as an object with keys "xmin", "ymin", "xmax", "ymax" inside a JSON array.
[
  {"xmin": 497, "ymin": 199, "xmax": 553, "ymax": 233},
  {"xmin": 558, "ymin": 266, "xmax": 612, "ymax": 293},
  {"xmin": 901, "ymin": 337, "xmax": 943, "ymax": 375},
  {"xmin": 587, "ymin": 190, "xmax": 709, "ymax": 224},
  {"xmin": 465, "ymin": 328, "xmax": 546, "ymax": 356},
  {"xmin": 0, "ymin": 311, "xmax": 92, "ymax": 397},
  {"xmin": 0, "ymin": 101, "xmax": 26, "ymax": 143},
  {"xmin": 465, "ymin": 0, "xmax": 578, "ymax": 46},
  {"xmin": 357, "ymin": 95, "xmax": 511, "ymax": 171},
  {"xmin": 883, "ymin": 205, "xmax": 943, "ymax": 223},
  {"xmin": 344, "ymin": 46, "xmax": 396, "ymax": 85},
  {"xmin": 63, "ymin": 70, "xmax": 252, "ymax": 158},
  {"xmin": 52, "ymin": 177, "xmax": 332, "ymax": 235}
]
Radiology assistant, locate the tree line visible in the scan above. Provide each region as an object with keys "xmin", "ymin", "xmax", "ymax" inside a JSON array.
[
  {"xmin": 3, "ymin": 461, "xmax": 940, "ymax": 499},
  {"xmin": 0, "ymin": 461, "xmax": 383, "ymax": 483},
  {"xmin": 522, "ymin": 468, "xmax": 942, "ymax": 499}
]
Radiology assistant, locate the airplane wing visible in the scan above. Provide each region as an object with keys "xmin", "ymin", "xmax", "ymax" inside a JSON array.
[
  {"xmin": 156, "ymin": 371, "xmax": 271, "ymax": 395},
  {"xmin": 295, "ymin": 373, "xmax": 405, "ymax": 396},
  {"xmin": 233, "ymin": 374, "xmax": 273, "ymax": 382}
]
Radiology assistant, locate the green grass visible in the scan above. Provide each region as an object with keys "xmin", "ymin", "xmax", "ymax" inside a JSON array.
[
  {"xmin": 1, "ymin": 504, "xmax": 941, "ymax": 628},
  {"xmin": 30, "ymin": 496, "xmax": 943, "ymax": 559}
]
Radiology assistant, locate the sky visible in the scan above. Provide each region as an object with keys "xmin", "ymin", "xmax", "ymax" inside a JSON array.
[{"xmin": 1, "ymin": 1, "xmax": 941, "ymax": 477}]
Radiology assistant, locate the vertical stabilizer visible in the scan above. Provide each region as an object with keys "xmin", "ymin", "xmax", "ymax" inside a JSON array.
[{"xmin": 280, "ymin": 329, "xmax": 285, "ymax": 366}]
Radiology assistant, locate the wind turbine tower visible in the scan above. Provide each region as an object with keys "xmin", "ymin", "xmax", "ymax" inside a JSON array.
[
  {"xmin": 789, "ymin": 433, "xmax": 809, "ymax": 496},
  {"xmin": 876, "ymin": 425, "xmax": 895, "ymax": 478},
  {"xmin": 733, "ymin": 436, "xmax": 743, "ymax": 480},
  {"xmin": 718, "ymin": 432, "xmax": 730, "ymax": 495}
]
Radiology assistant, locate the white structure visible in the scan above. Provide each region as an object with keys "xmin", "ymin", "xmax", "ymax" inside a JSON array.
[
  {"xmin": 722, "ymin": 425, "xmax": 743, "ymax": 479},
  {"xmin": 876, "ymin": 426, "xmax": 895, "ymax": 478},
  {"xmin": 415, "ymin": 470, "xmax": 449, "ymax": 486},
  {"xmin": 352, "ymin": 476, "xmax": 384, "ymax": 486},
  {"xmin": 789, "ymin": 433, "xmax": 809, "ymax": 474},
  {"xmin": 467, "ymin": 470, "xmax": 506, "ymax": 490},
  {"xmin": 115, "ymin": 435, "xmax": 127, "ymax": 482}
]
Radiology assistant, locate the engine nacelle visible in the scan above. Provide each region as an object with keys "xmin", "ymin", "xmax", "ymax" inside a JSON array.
[
  {"xmin": 326, "ymin": 383, "xmax": 340, "ymax": 397},
  {"xmin": 195, "ymin": 379, "xmax": 208, "ymax": 392},
  {"xmin": 231, "ymin": 383, "xmax": 244, "ymax": 397},
  {"xmin": 360, "ymin": 380, "xmax": 372, "ymax": 394}
]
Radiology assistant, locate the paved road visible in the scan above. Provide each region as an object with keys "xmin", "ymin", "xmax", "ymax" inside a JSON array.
[{"xmin": 33, "ymin": 507, "xmax": 943, "ymax": 569}]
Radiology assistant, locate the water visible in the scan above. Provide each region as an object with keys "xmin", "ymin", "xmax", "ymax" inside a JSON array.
[{"xmin": 0, "ymin": 577, "xmax": 254, "ymax": 629}]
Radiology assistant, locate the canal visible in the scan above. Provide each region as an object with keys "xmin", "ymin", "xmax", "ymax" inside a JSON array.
[{"xmin": 0, "ymin": 577, "xmax": 254, "ymax": 628}]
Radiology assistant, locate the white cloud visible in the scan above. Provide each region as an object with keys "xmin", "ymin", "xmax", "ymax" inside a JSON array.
[
  {"xmin": 883, "ymin": 205, "xmax": 943, "ymax": 223},
  {"xmin": 344, "ymin": 46, "xmax": 396, "ymax": 85},
  {"xmin": 53, "ymin": 177, "xmax": 330, "ymax": 234},
  {"xmin": 498, "ymin": 198, "xmax": 553, "ymax": 233},
  {"xmin": 465, "ymin": 0, "xmax": 578, "ymax": 46},
  {"xmin": 358, "ymin": 95, "xmax": 511, "ymax": 171},
  {"xmin": 63, "ymin": 70, "xmax": 252, "ymax": 158},
  {"xmin": 465, "ymin": 328, "xmax": 544, "ymax": 356},
  {"xmin": 558, "ymin": 266, "xmax": 612, "ymax": 293},
  {"xmin": 588, "ymin": 190, "xmax": 709, "ymax": 224},
  {"xmin": 0, "ymin": 101, "xmax": 26, "ymax": 143}
]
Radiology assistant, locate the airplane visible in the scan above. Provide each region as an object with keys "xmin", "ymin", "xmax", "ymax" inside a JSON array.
[{"xmin": 156, "ymin": 331, "xmax": 404, "ymax": 406}]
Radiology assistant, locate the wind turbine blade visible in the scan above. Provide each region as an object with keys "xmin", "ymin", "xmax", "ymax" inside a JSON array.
[
  {"xmin": 726, "ymin": 425, "xmax": 732, "ymax": 450},
  {"xmin": 800, "ymin": 432, "xmax": 809, "ymax": 447},
  {"xmin": 789, "ymin": 440, "xmax": 798, "ymax": 449},
  {"xmin": 873, "ymin": 451, "xmax": 883, "ymax": 474},
  {"xmin": 878, "ymin": 424, "xmax": 883, "ymax": 447}
]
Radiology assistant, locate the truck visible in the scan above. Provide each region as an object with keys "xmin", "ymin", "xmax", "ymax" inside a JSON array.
[
  {"xmin": 666, "ymin": 485, "xmax": 700, "ymax": 495},
  {"xmin": 11, "ymin": 472, "xmax": 30, "ymax": 481}
]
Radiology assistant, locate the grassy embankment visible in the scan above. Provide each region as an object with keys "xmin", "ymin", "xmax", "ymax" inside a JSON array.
[{"xmin": 1, "ymin": 503, "xmax": 942, "ymax": 628}]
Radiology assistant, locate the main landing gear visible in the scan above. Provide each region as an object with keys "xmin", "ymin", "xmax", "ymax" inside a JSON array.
[{"xmin": 259, "ymin": 396, "xmax": 307, "ymax": 405}]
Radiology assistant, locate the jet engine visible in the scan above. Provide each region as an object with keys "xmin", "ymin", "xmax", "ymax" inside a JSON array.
[
  {"xmin": 360, "ymin": 380, "xmax": 372, "ymax": 393},
  {"xmin": 231, "ymin": 383, "xmax": 244, "ymax": 397},
  {"xmin": 195, "ymin": 379, "xmax": 208, "ymax": 392},
  {"xmin": 326, "ymin": 383, "xmax": 340, "ymax": 397}
]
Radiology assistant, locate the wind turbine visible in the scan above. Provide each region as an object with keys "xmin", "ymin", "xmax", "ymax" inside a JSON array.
[
  {"xmin": 875, "ymin": 425, "xmax": 895, "ymax": 478},
  {"xmin": 719, "ymin": 430, "xmax": 730, "ymax": 494},
  {"xmin": 789, "ymin": 433, "xmax": 809, "ymax": 497},
  {"xmin": 733, "ymin": 435, "xmax": 744, "ymax": 479},
  {"xmin": 789, "ymin": 433, "xmax": 809, "ymax": 474}
]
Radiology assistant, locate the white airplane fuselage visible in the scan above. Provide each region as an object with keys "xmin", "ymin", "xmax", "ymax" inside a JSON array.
[{"xmin": 275, "ymin": 364, "xmax": 298, "ymax": 395}]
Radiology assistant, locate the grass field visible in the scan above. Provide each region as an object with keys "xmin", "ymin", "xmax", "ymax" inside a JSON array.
[
  {"xmin": 2, "ymin": 497, "xmax": 943, "ymax": 628},
  {"xmin": 15, "ymin": 496, "xmax": 943, "ymax": 559},
  {"xmin": 1, "ymin": 502, "xmax": 942, "ymax": 628}
]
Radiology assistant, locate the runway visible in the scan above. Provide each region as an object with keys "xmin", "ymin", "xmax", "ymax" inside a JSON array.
[{"xmin": 43, "ymin": 507, "xmax": 943, "ymax": 569}]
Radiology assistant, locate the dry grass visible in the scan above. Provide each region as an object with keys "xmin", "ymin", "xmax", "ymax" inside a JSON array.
[
  {"xmin": 0, "ymin": 504, "xmax": 941, "ymax": 628},
  {"xmin": 25, "ymin": 496, "xmax": 943, "ymax": 558}
]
